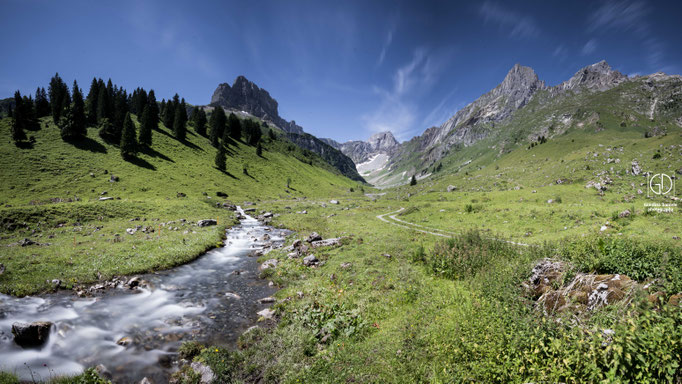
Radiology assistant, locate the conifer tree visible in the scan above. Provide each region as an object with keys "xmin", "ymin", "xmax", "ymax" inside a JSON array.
[
  {"xmin": 173, "ymin": 101, "xmax": 187, "ymax": 141},
  {"xmin": 215, "ymin": 144, "xmax": 226, "ymax": 171},
  {"xmin": 164, "ymin": 94, "xmax": 179, "ymax": 129},
  {"xmin": 146, "ymin": 90, "xmax": 159, "ymax": 128},
  {"xmin": 35, "ymin": 87, "xmax": 50, "ymax": 118},
  {"xmin": 85, "ymin": 78, "xmax": 100, "ymax": 124},
  {"xmin": 60, "ymin": 80, "xmax": 87, "ymax": 140},
  {"xmin": 48, "ymin": 73, "xmax": 69, "ymax": 124},
  {"xmin": 256, "ymin": 142, "xmax": 263, "ymax": 156},
  {"xmin": 113, "ymin": 91, "xmax": 127, "ymax": 139},
  {"xmin": 208, "ymin": 107, "xmax": 226, "ymax": 147},
  {"xmin": 133, "ymin": 88, "xmax": 148, "ymax": 115},
  {"xmin": 189, "ymin": 107, "xmax": 198, "ymax": 125},
  {"xmin": 10, "ymin": 91, "xmax": 27, "ymax": 143},
  {"xmin": 105, "ymin": 79, "xmax": 115, "ymax": 119},
  {"xmin": 193, "ymin": 108, "xmax": 207, "ymax": 136},
  {"xmin": 159, "ymin": 99, "xmax": 166, "ymax": 120},
  {"xmin": 120, "ymin": 113, "xmax": 137, "ymax": 159},
  {"xmin": 7, "ymin": 105, "xmax": 12, "ymax": 118},
  {"xmin": 138, "ymin": 106, "xmax": 151, "ymax": 146},
  {"xmin": 71, "ymin": 80, "xmax": 86, "ymax": 137},
  {"xmin": 179, "ymin": 98, "xmax": 188, "ymax": 125},
  {"xmin": 96, "ymin": 85, "xmax": 109, "ymax": 121},
  {"xmin": 410, "ymin": 175, "xmax": 417, "ymax": 186},
  {"xmin": 227, "ymin": 113, "xmax": 241, "ymax": 140}
]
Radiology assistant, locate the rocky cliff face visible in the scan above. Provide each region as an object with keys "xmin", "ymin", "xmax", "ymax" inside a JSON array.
[
  {"xmin": 323, "ymin": 131, "xmax": 399, "ymax": 164},
  {"xmin": 210, "ymin": 76, "xmax": 363, "ymax": 182},
  {"xmin": 379, "ymin": 60, "xmax": 655, "ymax": 186},
  {"xmin": 554, "ymin": 60, "xmax": 627, "ymax": 92},
  {"xmin": 284, "ymin": 133, "xmax": 364, "ymax": 182},
  {"xmin": 211, "ymin": 76, "xmax": 304, "ymax": 134}
]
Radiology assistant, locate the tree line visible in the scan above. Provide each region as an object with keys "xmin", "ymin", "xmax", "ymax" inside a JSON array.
[{"xmin": 8, "ymin": 73, "xmax": 268, "ymax": 167}]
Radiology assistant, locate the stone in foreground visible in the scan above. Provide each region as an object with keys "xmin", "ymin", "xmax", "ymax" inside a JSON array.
[
  {"xmin": 257, "ymin": 308, "xmax": 275, "ymax": 320},
  {"xmin": 197, "ymin": 219, "xmax": 217, "ymax": 227},
  {"xmin": 11, "ymin": 321, "xmax": 53, "ymax": 347}
]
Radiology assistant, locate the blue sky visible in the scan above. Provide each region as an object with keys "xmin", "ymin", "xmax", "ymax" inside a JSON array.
[{"xmin": 2, "ymin": 0, "xmax": 681, "ymax": 142}]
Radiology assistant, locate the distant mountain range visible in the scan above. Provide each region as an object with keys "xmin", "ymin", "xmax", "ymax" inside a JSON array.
[
  {"xmin": 206, "ymin": 60, "xmax": 681, "ymax": 187},
  {"xmin": 355, "ymin": 60, "xmax": 681, "ymax": 187}
]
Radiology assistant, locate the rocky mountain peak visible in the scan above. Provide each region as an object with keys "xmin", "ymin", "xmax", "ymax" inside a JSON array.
[
  {"xmin": 500, "ymin": 64, "xmax": 543, "ymax": 93},
  {"xmin": 210, "ymin": 76, "xmax": 303, "ymax": 134},
  {"xmin": 368, "ymin": 131, "xmax": 399, "ymax": 151},
  {"xmin": 557, "ymin": 60, "xmax": 626, "ymax": 92},
  {"xmin": 497, "ymin": 64, "xmax": 546, "ymax": 108}
]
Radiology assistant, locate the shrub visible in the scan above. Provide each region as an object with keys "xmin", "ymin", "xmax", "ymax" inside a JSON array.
[
  {"xmin": 556, "ymin": 237, "xmax": 682, "ymax": 292},
  {"xmin": 426, "ymin": 230, "xmax": 516, "ymax": 280},
  {"xmin": 295, "ymin": 301, "xmax": 367, "ymax": 342},
  {"xmin": 178, "ymin": 340, "xmax": 204, "ymax": 360}
]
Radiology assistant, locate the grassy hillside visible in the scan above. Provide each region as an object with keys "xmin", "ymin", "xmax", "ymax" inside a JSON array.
[
  {"xmin": 0, "ymin": 115, "xmax": 364, "ymax": 295},
  {"xmin": 381, "ymin": 75, "xmax": 682, "ymax": 188}
]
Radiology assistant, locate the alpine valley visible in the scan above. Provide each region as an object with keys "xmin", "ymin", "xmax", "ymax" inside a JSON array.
[{"xmin": 2, "ymin": 17, "xmax": 682, "ymax": 384}]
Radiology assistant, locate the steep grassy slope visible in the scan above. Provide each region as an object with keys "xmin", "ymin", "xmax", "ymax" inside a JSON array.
[{"xmin": 0, "ymin": 116, "xmax": 364, "ymax": 295}]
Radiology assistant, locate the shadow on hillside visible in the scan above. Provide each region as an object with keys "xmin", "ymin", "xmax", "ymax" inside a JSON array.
[
  {"xmin": 216, "ymin": 168, "xmax": 238, "ymax": 179},
  {"xmin": 140, "ymin": 146, "xmax": 174, "ymax": 163},
  {"xmin": 154, "ymin": 127, "xmax": 203, "ymax": 151},
  {"xmin": 15, "ymin": 141, "xmax": 34, "ymax": 149},
  {"xmin": 223, "ymin": 137, "xmax": 238, "ymax": 147},
  {"xmin": 68, "ymin": 136, "xmax": 107, "ymax": 153},
  {"xmin": 125, "ymin": 156, "xmax": 156, "ymax": 170}
]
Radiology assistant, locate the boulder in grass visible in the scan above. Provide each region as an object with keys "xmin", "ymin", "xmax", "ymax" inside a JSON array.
[
  {"xmin": 11, "ymin": 321, "xmax": 53, "ymax": 347},
  {"xmin": 197, "ymin": 219, "xmax": 217, "ymax": 227},
  {"xmin": 303, "ymin": 254, "xmax": 319, "ymax": 267},
  {"xmin": 306, "ymin": 232, "xmax": 322, "ymax": 243}
]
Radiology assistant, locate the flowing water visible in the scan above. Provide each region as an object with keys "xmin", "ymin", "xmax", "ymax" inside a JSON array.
[{"xmin": 0, "ymin": 208, "xmax": 288, "ymax": 383}]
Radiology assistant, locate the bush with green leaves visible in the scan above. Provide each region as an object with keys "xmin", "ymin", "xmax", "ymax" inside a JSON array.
[
  {"xmin": 294, "ymin": 301, "xmax": 367, "ymax": 342},
  {"xmin": 556, "ymin": 236, "xmax": 682, "ymax": 292},
  {"xmin": 426, "ymin": 231, "xmax": 517, "ymax": 280}
]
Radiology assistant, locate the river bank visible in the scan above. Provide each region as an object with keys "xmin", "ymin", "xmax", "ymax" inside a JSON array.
[{"xmin": 0, "ymin": 209, "xmax": 288, "ymax": 383}]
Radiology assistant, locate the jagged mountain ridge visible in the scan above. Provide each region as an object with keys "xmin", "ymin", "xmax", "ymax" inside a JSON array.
[
  {"xmin": 209, "ymin": 76, "xmax": 364, "ymax": 182},
  {"xmin": 211, "ymin": 76, "xmax": 304, "ymax": 135},
  {"xmin": 373, "ymin": 60, "xmax": 681, "ymax": 187},
  {"xmin": 322, "ymin": 131, "xmax": 399, "ymax": 163}
]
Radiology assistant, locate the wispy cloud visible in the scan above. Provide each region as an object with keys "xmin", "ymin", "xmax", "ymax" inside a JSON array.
[
  {"xmin": 588, "ymin": 0, "xmax": 648, "ymax": 34},
  {"xmin": 581, "ymin": 39, "xmax": 597, "ymax": 55},
  {"xmin": 377, "ymin": 29, "xmax": 394, "ymax": 67},
  {"xmin": 421, "ymin": 88, "xmax": 459, "ymax": 129},
  {"xmin": 363, "ymin": 48, "xmax": 447, "ymax": 140},
  {"xmin": 479, "ymin": 1, "xmax": 540, "ymax": 38},
  {"xmin": 127, "ymin": 2, "xmax": 219, "ymax": 78},
  {"xmin": 587, "ymin": 1, "xmax": 668, "ymax": 72},
  {"xmin": 552, "ymin": 45, "xmax": 568, "ymax": 61},
  {"xmin": 376, "ymin": 12, "xmax": 399, "ymax": 68}
]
